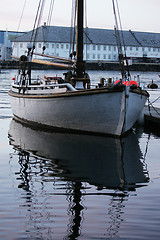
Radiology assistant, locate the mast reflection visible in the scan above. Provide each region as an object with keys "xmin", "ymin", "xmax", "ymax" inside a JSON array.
[{"xmin": 8, "ymin": 119, "xmax": 149, "ymax": 239}]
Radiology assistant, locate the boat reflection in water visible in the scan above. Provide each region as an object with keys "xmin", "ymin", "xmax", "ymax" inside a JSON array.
[{"xmin": 8, "ymin": 119, "xmax": 149, "ymax": 239}]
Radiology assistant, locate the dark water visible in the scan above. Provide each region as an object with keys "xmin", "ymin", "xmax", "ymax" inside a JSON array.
[{"xmin": 0, "ymin": 69, "xmax": 160, "ymax": 240}]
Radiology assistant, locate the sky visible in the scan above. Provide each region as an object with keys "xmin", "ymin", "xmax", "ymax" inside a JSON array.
[{"xmin": 0, "ymin": 0, "xmax": 160, "ymax": 33}]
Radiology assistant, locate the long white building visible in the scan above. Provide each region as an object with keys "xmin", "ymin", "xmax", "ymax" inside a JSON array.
[{"xmin": 12, "ymin": 25, "xmax": 160, "ymax": 63}]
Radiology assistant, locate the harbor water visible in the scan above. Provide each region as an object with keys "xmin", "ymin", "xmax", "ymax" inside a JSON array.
[{"xmin": 0, "ymin": 69, "xmax": 160, "ymax": 240}]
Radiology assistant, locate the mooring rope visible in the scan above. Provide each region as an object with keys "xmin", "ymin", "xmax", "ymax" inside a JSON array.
[
  {"xmin": 148, "ymin": 97, "xmax": 160, "ymax": 116},
  {"xmin": 150, "ymin": 95, "xmax": 160, "ymax": 104}
]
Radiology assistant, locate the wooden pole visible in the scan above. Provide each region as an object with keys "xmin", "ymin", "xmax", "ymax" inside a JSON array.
[{"xmin": 76, "ymin": 0, "xmax": 85, "ymax": 78}]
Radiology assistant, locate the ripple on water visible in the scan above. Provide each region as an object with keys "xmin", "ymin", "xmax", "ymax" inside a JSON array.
[{"xmin": 0, "ymin": 70, "xmax": 160, "ymax": 240}]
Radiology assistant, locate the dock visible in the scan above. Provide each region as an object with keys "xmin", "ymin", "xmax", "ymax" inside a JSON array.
[{"xmin": 142, "ymin": 105, "xmax": 160, "ymax": 133}]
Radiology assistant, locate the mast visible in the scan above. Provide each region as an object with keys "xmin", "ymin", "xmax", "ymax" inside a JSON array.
[{"xmin": 76, "ymin": 0, "xmax": 85, "ymax": 78}]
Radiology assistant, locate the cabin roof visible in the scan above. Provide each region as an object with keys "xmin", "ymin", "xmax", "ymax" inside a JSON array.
[{"xmin": 12, "ymin": 25, "xmax": 160, "ymax": 48}]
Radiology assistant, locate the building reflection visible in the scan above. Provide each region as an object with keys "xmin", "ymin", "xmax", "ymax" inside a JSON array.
[{"xmin": 8, "ymin": 119, "xmax": 149, "ymax": 239}]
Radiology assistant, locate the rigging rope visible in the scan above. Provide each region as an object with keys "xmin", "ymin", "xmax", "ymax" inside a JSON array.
[
  {"xmin": 112, "ymin": 0, "xmax": 122, "ymax": 54},
  {"xmin": 47, "ymin": 0, "xmax": 54, "ymax": 26},
  {"xmin": 115, "ymin": 0, "xmax": 127, "ymax": 56},
  {"xmin": 17, "ymin": 0, "xmax": 27, "ymax": 33},
  {"xmin": 30, "ymin": 0, "xmax": 42, "ymax": 42},
  {"xmin": 42, "ymin": 0, "xmax": 55, "ymax": 53},
  {"xmin": 69, "ymin": 0, "xmax": 74, "ymax": 57},
  {"xmin": 26, "ymin": 0, "xmax": 45, "ymax": 82},
  {"xmin": 12, "ymin": 0, "xmax": 27, "ymax": 54},
  {"xmin": 112, "ymin": 0, "xmax": 130, "ymax": 79},
  {"xmin": 115, "ymin": 0, "xmax": 130, "ymax": 78},
  {"xmin": 30, "ymin": 0, "xmax": 46, "ymax": 48},
  {"xmin": 112, "ymin": 0, "xmax": 125, "ymax": 78},
  {"xmin": 69, "ymin": 0, "xmax": 89, "ymax": 61},
  {"xmin": 69, "ymin": 0, "xmax": 77, "ymax": 59},
  {"xmin": 84, "ymin": 0, "xmax": 88, "ymax": 61}
]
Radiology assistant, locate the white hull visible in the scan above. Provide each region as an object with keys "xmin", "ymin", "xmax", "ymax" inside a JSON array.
[
  {"xmin": 125, "ymin": 89, "xmax": 148, "ymax": 131},
  {"xmin": 9, "ymin": 85, "xmax": 148, "ymax": 137}
]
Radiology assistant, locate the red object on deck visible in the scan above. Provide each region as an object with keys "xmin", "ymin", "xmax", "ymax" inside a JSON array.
[
  {"xmin": 114, "ymin": 79, "xmax": 139, "ymax": 87},
  {"xmin": 130, "ymin": 80, "xmax": 139, "ymax": 86}
]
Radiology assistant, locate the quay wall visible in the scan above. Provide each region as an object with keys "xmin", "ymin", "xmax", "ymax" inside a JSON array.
[{"xmin": 1, "ymin": 60, "xmax": 160, "ymax": 72}]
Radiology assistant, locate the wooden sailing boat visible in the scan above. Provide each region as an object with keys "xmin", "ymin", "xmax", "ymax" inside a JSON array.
[{"xmin": 8, "ymin": 0, "xmax": 149, "ymax": 137}]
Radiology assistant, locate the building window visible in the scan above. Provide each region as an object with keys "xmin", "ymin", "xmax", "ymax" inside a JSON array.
[
  {"xmin": 38, "ymin": 43, "xmax": 41, "ymax": 48},
  {"xmin": 136, "ymin": 47, "xmax": 139, "ymax": 51},
  {"xmin": 108, "ymin": 46, "xmax": 111, "ymax": 51},
  {"xmin": 87, "ymin": 53, "xmax": 90, "ymax": 59},
  {"xmin": 97, "ymin": 45, "xmax": 100, "ymax": 51},
  {"xmin": 20, "ymin": 43, "xmax": 23, "ymax": 48},
  {"xmin": 104, "ymin": 46, "xmax": 106, "ymax": 51},
  {"xmin": 56, "ymin": 44, "xmax": 59, "ymax": 48},
  {"xmin": 66, "ymin": 44, "xmax": 69, "ymax": 49},
  {"xmin": 130, "ymin": 47, "xmax": 132, "ymax": 51},
  {"xmin": 97, "ymin": 54, "xmax": 100, "ymax": 59},
  {"xmin": 153, "ymin": 48, "xmax": 156, "ymax": 52},
  {"xmin": 151, "ymin": 40, "xmax": 156, "ymax": 44},
  {"xmin": 52, "ymin": 44, "xmax": 54, "ymax": 48},
  {"xmin": 61, "ymin": 44, "xmax": 64, "ymax": 49},
  {"xmin": 93, "ymin": 45, "xmax": 96, "ymax": 50},
  {"xmin": 114, "ymin": 46, "xmax": 116, "ymax": 51},
  {"xmin": 93, "ymin": 54, "xmax": 95, "ymax": 59},
  {"xmin": 87, "ymin": 45, "xmax": 90, "ymax": 50},
  {"xmin": 46, "ymin": 44, "xmax": 49, "ymax": 48},
  {"xmin": 142, "ymin": 47, "xmax": 145, "ymax": 51},
  {"xmin": 103, "ymin": 54, "xmax": 106, "ymax": 59},
  {"xmin": 108, "ymin": 54, "xmax": 111, "ymax": 59},
  {"xmin": 148, "ymin": 47, "xmax": 151, "ymax": 51}
]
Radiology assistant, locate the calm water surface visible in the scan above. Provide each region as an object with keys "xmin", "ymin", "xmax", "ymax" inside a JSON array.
[{"xmin": 0, "ymin": 69, "xmax": 160, "ymax": 240}]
